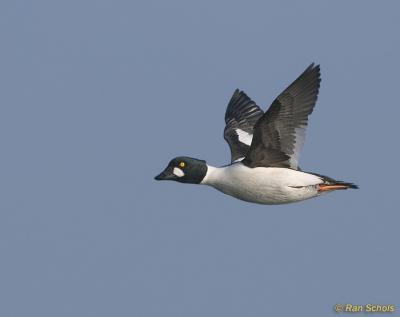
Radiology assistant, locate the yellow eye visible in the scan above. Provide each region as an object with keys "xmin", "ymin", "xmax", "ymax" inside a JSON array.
[{"xmin": 179, "ymin": 161, "xmax": 186, "ymax": 168}]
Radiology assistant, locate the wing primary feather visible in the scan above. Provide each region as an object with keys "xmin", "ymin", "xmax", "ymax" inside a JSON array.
[
  {"xmin": 224, "ymin": 89, "xmax": 264, "ymax": 162},
  {"xmin": 242, "ymin": 64, "xmax": 321, "ymax": 169}
]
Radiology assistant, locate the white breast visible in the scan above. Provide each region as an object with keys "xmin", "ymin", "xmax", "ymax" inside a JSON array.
[{"xmin": 201, "ymin": 163, "xmax": 323, "ymax": 204}]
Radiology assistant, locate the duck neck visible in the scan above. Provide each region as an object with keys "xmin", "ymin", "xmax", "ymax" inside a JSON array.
[{"xmin": 200, "ymin": 164, "xmax": 221, "ymax": 185}]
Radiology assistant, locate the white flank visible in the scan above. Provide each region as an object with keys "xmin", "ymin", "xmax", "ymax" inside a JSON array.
[
  {"xmin": 173, "ymin": 167, "xmax": 185, "ymax": 177},
  {"xmin": 235, "ymin": 129, "xmax": 253, "ymax": 146},
  {"xmin": 201, "ymin": 163, "xmax": 323, "ymax": 205}
]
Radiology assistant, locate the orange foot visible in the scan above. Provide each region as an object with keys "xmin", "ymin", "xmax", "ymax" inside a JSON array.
[{"xmin": 318, "ymin": 184, "xmax": 349, "ymax": 192}]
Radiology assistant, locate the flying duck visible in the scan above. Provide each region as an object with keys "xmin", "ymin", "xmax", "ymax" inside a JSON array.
[{"xmin": 155, "ymin": 64, "xmax": 358, "ymax": 204}]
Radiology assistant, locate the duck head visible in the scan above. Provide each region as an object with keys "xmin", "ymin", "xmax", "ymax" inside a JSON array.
[{"xmin": 155, "ymin": 156, "xmax": 208, "ymax": 184}]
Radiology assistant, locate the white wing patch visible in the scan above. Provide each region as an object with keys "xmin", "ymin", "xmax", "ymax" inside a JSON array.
[
  {"xmin": 233, "ymin": 157, "xmax": 245, "ymax": 163},
  {"xmin": 235, "ymin": 129, "xmax": 253, "ymax": 146},
  {"xmin": 173, "ymin": 167, "xmax": 185, "ymax": 177}
]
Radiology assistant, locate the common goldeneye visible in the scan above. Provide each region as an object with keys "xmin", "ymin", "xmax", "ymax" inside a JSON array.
[{"xmin": 155, "ymin": 64, "xmax": 358, "ymax": 204}]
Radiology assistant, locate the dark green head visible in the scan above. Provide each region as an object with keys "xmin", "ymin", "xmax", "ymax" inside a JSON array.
[{"xmin": 154, "ymin": 156, "xmax": 208, "ymax": 184}]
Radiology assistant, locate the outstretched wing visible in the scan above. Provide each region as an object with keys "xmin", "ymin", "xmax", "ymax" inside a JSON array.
[
  {"xmin": 242, "ymin": 64, "xmax": 321, "ymax": 169},
  {"xmin": 224, "ymin": 89, "xmax": 264, "ymax": 162}
]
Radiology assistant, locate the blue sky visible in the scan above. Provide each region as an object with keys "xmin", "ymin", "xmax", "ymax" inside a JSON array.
[{"xmin": 0, "ymin": 1, "xmax": 399, "ymax": 316}]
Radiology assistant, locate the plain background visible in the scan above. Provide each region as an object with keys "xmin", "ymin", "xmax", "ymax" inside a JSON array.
[{"xmin": 1, "ymin": 1, "xmax": 399, "ymax": 316}]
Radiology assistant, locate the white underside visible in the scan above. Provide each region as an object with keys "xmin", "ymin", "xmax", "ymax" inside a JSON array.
[{"xmin": 201, "ymin": 163, "xmax": 324, "ymax": 205}]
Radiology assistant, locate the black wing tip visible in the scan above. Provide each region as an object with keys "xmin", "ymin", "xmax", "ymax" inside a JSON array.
[
  {"xmin": 225, "ymin": 89, "xmax": 245, "ymax": 121},
  {"xmin": 225, "ymin": 89, "xmax": 260, "ymax": 122},
  {"xmin": 307, "ymin": 62, "xmax": 320, "ymax": 71},
  {"xmin": 230, "ymin": 88, "xmax": 240, "ymax": 99},
  {"xmin": 231, "ymin": 88, "xmax": 248, "ymax": 99},
  {"xmin": 289, "ymin": 62, "xmax": 320, "ymax": 100},
  {"xmin": 305, "ymin": 62, "xmax": 321, "ymax": 80}
]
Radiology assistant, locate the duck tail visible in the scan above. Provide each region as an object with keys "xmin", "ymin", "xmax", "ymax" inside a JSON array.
[
  {"xmin": 318, "ymin": 182, "xmax": 358, "ymax": 192},
  {"xmin": 313, "ymin": 173, "xmax": 359, "ymax": 192}
]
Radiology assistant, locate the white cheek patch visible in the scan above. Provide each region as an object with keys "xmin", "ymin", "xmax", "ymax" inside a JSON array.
[
  {"xmin": 235, "ymin": 129, "xmax": 253, "ymax": 146},
  {"xmin": 173, "ymin": 167, "xmax": 185, "ymax": 177}
]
